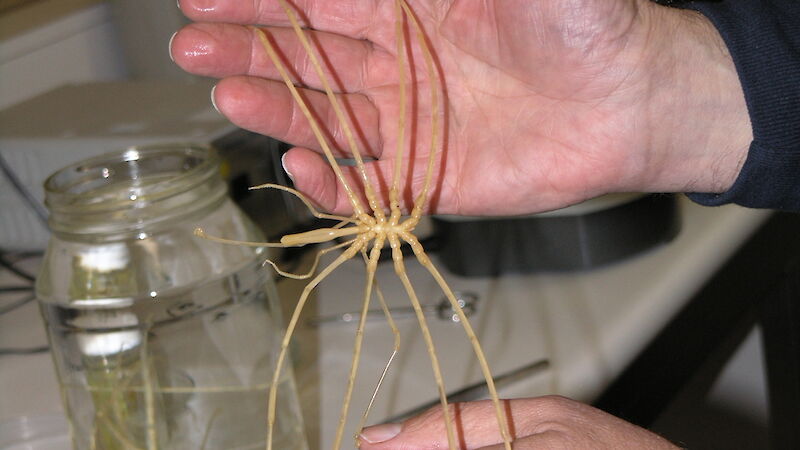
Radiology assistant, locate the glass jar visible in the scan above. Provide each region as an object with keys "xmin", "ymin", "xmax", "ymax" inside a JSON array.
[{"xmin": 35, "ymin": 144, "xmax": 308, "ymax": 450}]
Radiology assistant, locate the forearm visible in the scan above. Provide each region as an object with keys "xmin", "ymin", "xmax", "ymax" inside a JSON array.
[
  {"xmin": 644, "ymin": 0, "xmax": 800, "ymax": 210},
  {"xmin": 635, "ymin": 1, "xmax": 751, "ymax": 195}
]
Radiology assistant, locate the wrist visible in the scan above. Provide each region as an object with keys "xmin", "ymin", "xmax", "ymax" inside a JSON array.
[{"xmin": 636, "ymin": 4, "xmax": 752, "ymax": 194}]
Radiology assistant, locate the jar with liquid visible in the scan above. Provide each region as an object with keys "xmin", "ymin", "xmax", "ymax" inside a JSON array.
[{"xmin": 35, "ymin": 144, "xmax": 308, "ymax": 450}]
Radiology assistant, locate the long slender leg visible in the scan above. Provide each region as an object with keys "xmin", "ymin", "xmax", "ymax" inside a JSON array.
[
  {"xmin": 195, "ymin": 225, "xmax": 362, "ymax": 250},
  {"xmin": 388, "ymin": 0, "xmax": 408, "ymax": 224},
  {"xmin": 401, "ymin": 231, "xmax": 512, "ymax": 449},
  {"xmin": 249, "ymin": 183, "xmax": 357, "ymax": 223},
  {"xmin": 265, "ymin": 239, "xmax": 355, "ymax": 280},
  {"xmin": 254, "ymin": 28, "xmax": 368, "ymax": 219},
  {"xmin": 332, "ymin": 235, "xmax": 385, "ymax": 449},
  {"xmin": 275, "ymin": 0, "xmax": 386, "ymax": 222},
  {"xmin": 196, "ymin": 182, "xmax": 357, "ymax": 246},
  {"xmin": 400, "ymin": 1, "xmax": 440, "ymax": 224},
  {"xmin": 193, "ymin": 228, "xmax": 288, "ymax": 248},
  {"xmin": 389, "ymin": 234, "xmax": 457, "ymax": 450},
  {"xmin": 267, "ymin": 238, "xmax": 365, "ymax": 450},
  {"xmin": 356, "ymin": 253, "xmax": 401, "ymax": 435},
  {"xmin": 140, "ymin": 323, "xmax": 158, "ymax": 450}
]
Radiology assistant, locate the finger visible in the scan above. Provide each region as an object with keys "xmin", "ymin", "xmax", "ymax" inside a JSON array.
[
  {"xmin": 359, "ymin": 400, "xmax": 514, "ymax": 449},
  {"xmin": 212, "ymin": 76, "xmax": 383, "ymax": 158},
  {"xmin": 477, "ymin": 431, "xmax": 565, "ymax": 450},
  {"xmin": 284, "ymin": 146, "xmax": 440, "ymax": 216},
  {"xmin": 179, "ymin": 0, "xmax": 388, "ymax": 42},
  {"xmin": 283, "ymin": 147, "xmax": 393, "ymax": 216},
  {"xmin": 358, "ymin": 398, "xmax": 581, "ymax": 449},
  {"xmin": 359, "ymin": 397, "xmax": 680, "ymax": 450},
  {"xmin": 171, "ymin": 23, "xmax": 398, "ymax": 93}
]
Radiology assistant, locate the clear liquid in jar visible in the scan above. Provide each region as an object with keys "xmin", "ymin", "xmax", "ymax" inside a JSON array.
[{"xmin": 40, "ymin": 267, "xmax": 308, "ymax": 450}]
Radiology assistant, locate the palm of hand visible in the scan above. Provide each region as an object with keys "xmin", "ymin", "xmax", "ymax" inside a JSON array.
[
  {"xmin": 176, "ymin": 0, "xmax": 653, "ymax": 216},
  {"xmin": 393, "ymin": 0, "xmax": 648, "ymax": 215},
  {"xmin": 300, "ymin": 0, "xmax": 650, "ymax": 215}
]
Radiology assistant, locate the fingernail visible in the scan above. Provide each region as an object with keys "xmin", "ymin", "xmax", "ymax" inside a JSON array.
[
  {"xmin": 176, "ymin": 0, "xmax": 181, "ymax": 10},
  {"xmin": 168, "ymin": 31, "xmax": 177, "ymax": 63},
  {"xmin": 359, "ymin": 423, "xmax": 402, "ymax": 444},
  {"xmin": 210, "ymin": 85, "xmax": 219, "ymax": 114},
  {"xmin": 281, "ymin": 152, "xmax": 294, "ymax": 182}
]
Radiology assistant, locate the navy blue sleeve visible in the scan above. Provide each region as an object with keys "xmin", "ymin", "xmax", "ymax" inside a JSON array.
[{"xmin": 665, "ymin": 0, "xmax": 800, "ymax": 211}]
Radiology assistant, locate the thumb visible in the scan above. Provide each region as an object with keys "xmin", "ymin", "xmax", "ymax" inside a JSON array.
[
  {"xmin": 358, "ymin": 399, "xmax": 519, "ymax": 449},
  {"xmin": 357, "ymin": 396, "xmax": 680, "ymax": 450}
]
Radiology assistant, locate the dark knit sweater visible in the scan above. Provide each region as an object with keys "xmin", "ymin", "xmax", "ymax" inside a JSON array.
[{"xmin": 662, "ymin": 0, "xmax": 800, "ymax": 211}]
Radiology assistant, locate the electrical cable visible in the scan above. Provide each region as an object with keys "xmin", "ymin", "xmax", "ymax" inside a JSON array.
[
  {"xmin": 0, "ymin": 294, "xmax": 48, "ymax": 356},
  {"xmin": 0, "ymin": 294, "xmax": 35, "ymax": 315},
  {"xmin": 0, "ymin": 251, "xmax": 36, "ymax": 282},
  {"xmin": 0, "ymin": 155, "xmax": 53, "ymax": 356},
  {"xmin": 0, "ymin": 250, "xmax": 37, "ymax": 319},
  {"xmin": 0, "ymin": 346, "xmax": 49, "ymax": 356},
  {"xmin": 0, "ymin": 150, "xmax": 50, "ymax": 228},
  {"xmin": 0, "ymin": 286, "xmax": 33, "ymax": 293}
]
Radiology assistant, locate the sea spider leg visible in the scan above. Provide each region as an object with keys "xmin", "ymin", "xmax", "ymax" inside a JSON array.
[
  {"xmin": 330, "ymin": 220, "xmax": 351, "ymax": 230},
  {"xmin": 140, "ymin": 323, "xmax": 158, "ymax": 450},
  {"xmin": 254, "ymin": 28, "xmax": 372, "ymax": 223},
  {"xmin": 275, "ymin": 0, "xmax": 386, "ymax": 222},
  {"xmin": 194, "ymin": 184, "xmax": 355, "ymax": 247},
  {"xmin": 397, "ymin": 2, "xmax": 513, "ymax": 446},
  {"xmin": 194, "ymin": 229, "xmax": 360, "ymax": 281},
  {"xmin": 248, "ymin": 183, "xmax": 357, "ymax": 224},
  {"xmin": 399, "ymin": 1, "xmax": 439, "ymax": 226},
  {"xmin": 388, "ymin": 0, "xmax": 408, "ymax": 224},
  {"xmin": 355, "ymin": 2, "xmax": 454, "ymax": 448},
  {"xmin": 356, "ymin": 252, "xmax": 401, "ymax": 436},
  {"xmin": 193, "ymin": 228, "xmax": 286, "ymax": 248},
  {"xmin": 265, "ymin": 239, "xmax": 355, "ymax": 280},
  {"xmin": 266, "ymin": 237, "xmax": 366, "ymax": 450},
  {"xmin": 401, "ymin": 231, "xmax": 513, "ymax": 448},
  {"xmin": 389, "ymin": 233, "xmax": 457, "ymax": 450},
  {"xmin": 332, "ymin": 235, "xmax": 385, "ymax": 450},
  {"xmin": 197, "ymin": 224, "xmax": 365, "ymax": 249},
  {"xmin": 384, "ymin": 3, "xmax": 456, "ymax": 448}
]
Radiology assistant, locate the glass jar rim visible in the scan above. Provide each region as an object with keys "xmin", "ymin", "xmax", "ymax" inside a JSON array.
[{"xmin": 44, "ymin": 143, "xmax": 220, "ymax": 214}]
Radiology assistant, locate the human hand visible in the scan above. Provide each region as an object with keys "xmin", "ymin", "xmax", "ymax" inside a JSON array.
[
  {"xmin": 172, "ymin": 0, "xmax": 750, "ymax": 216},
  {"xmin": 357, "ymin": 396, "xmax": 680, "ymax": 449}
]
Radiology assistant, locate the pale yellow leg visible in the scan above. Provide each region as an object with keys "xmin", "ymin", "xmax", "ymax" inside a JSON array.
[
  {"xmin": 196, "ymin": 224, "xmax": 360, "ymax": 285},
  {"xmin": 194, "ymin": 182, "xmax": 356, "ymax": 249},
  {"xmin": 253, "ymin": 27, "xmax": 368, "ymax": 220},
  {"xmin": 331, "ymin": 235, "xmax": 385, "ymax": 450},
  {"xmin": 140, "ymin": 324, "xmax": 158, "ymax": 450},
  {"xmin": 266, "ymin": 238, "xmax": 365, "ymax": 450},
  {"xmin": 249, "ymin": 183, "xmax": 356, "ymax": 223},
  {"xmin": 388, "ymin": 0, "xmax": 408, "ymax": 224},
  {"xmin": 401, "ymin": 231, "xmax": 512, "ymax": 449},
  {"xmin": 389, "ymin": 234, "xmax": 457, "ymax": 450},
  {"xmin": 265, "ymin": 239, "xmax": 355, "ymax": 280},
  {"xmin": 399, "ymin": 1, "xmax": 440, "ymax": 224},
  {"xmin": 193, "ymin": 228, "xmax": 288, "ymax": 248},
  {"xmin": 356, "ymin": 260, "xmax": 401, "ymax": 436},
  {"xmin": 275, "ymin": 0, "xmax": 386, "ymax": 222}
]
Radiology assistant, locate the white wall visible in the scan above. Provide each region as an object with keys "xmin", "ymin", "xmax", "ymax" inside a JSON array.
[{"xmin": 0, "ymin": 2, "xmax": 128, "ymax": 110}]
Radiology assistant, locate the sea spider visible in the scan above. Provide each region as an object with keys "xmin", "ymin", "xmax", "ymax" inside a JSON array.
[{"xmin": 196, "ymin": 1, "xmax": 512, "ymax": 448}]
